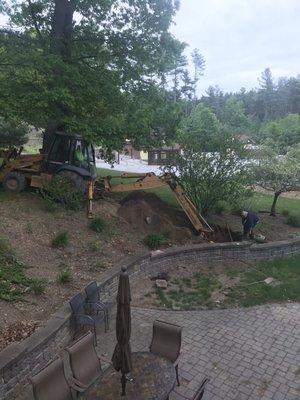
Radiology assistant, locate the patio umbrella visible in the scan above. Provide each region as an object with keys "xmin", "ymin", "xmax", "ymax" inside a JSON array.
[{"xmin": 112, "ymin": 266, "xmax": 132, "ymax": 396}]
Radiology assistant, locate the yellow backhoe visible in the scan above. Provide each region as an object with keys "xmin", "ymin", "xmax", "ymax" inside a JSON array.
[{"xmin": 0, "ymin": 135, "xmax": 212, "ymax": 234}]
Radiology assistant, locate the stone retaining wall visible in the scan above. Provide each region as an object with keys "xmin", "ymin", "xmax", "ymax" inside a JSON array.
[{"xmin": 1, "ymin": 238, "xmax": 299, "ymax": 399}]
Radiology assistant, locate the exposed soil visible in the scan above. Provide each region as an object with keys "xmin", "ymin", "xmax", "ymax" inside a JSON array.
[
  {"xmin": 0, "ymin": 189, "xmax": 299, "ymax": 350},
  {"xmin": 118, "ymin": 191, "xmax": 195, "ymax": 242}
]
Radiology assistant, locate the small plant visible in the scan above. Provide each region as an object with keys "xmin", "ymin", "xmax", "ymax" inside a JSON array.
[
  {"xmin": 89, "ymin": 217, "xmax": 107, "ymax": 233},
  {"xmin": 286, "ymin": 214, "xmax": 300, "ymax": 228},
  {"xmin": 57, "ymin": 269, "xmax": 72, "ymax": 284},
  {"xmin": 30, "ymin": 279, "xmax": 46, "ymax": 295},
  {"xmin": 88, "ymin": 240, "xmax": 100, "ymax": 252},
  {"xmin": 0, "ymin": 237, "xmax": 46, "ymax": 302},
  {"xmin": 281, "ymin": 209, "xmax": 290, "ymax": 217},
  {"xmin": 52, "ymin": 232, "xmax": 69, "ymax": 248},
  {"xmin": 25, "ymin": 222, "xmax": 33, "ymax": 234},
  {"xmin": 144, "ymin": 233, "xmax": 166, "ymax": 249}
]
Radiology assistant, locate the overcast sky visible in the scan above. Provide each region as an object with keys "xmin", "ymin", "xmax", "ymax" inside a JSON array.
[
  {"xmin": 1, "ymin": 0, "xmax": 299, "ymax": 96},
  {"xmin": 171, "ymin": 0, "xmax": 300, "ymax": 95}
]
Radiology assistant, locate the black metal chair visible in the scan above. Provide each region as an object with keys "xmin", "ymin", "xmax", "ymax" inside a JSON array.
[
  {"xmin": 150, "ymin": 320, "xmax": 182, "ymax": 387},
  {"xmin": 69, "ymin": 293, "xmax": 106, "ymax": 346},
  {"xmin": 84, "ymin": 281, "xmax": 110, "ymax": 332},
  {"xmin": 192, "ymin": 378, "xmax": 210, "ymax": 400}
]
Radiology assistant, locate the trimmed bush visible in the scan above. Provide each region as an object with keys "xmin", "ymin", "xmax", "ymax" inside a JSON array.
[
  {"xmin": 52, "ymin": 232, "xmax": 69, "ymax": 248},
  {"xmin": 144, "ymin": 233, "xmax": 166, "ymax": 249},
  {"xmin": 89, "ymin": 217, "xmax": 107, "ymax": 233},
  {"xmin": 286, "ymin": 214, "xmax": 300, "ymax": 228}
]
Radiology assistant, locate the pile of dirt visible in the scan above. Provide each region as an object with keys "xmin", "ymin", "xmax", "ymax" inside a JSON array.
[{"xmin": 118, "ymin": 191, "xmax": 194, "ymax": 241}]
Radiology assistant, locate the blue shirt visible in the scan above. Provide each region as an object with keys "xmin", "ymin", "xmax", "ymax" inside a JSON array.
[{"xmin": 243, "ymin": 211, "xmax": 259, "ymax": 231}]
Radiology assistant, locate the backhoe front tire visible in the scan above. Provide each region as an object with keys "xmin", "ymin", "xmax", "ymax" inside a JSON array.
[{"xmin": 3, "ymin": 171, "xmax": 27, "ymax": 193}]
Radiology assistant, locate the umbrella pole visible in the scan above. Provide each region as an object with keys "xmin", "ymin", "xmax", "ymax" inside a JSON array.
[{"xmin": 121, "ymin": 373, "xmax": 127, "ymax": 396}]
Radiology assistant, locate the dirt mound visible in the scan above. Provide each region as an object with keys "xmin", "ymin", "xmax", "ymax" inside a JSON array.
[{"xmin": 118, "ymin": 191, "xmax": 194, "ymax": 241}]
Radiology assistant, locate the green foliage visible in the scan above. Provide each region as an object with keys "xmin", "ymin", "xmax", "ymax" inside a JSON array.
[
  {"xmin": 172, "ymin": 105, "xmax": 251, "ymax": 214},
  {"xmin": 286, "ymin": 214, "xmax": 300, "ymax": 228},
  {"xmin": 89, "ymin": 217, "xmax": 107, "ymax": 233},
  {"xmin": 0, "ymin": 117, "xmax": 28, "ymax": 147},
  {"xmin": 0, "ymin": 1, "xmax": 184, "ymax": 154},
  {"xmin": 52, "ymin": 232, "xmax": 69, "ymax": 248},
  {"xmin": 226, "ymin": 256, "xmax": 300, "ymax": 307},
  {"xmin": 221, "ymin": 97, "xmax": 249, "ymax": 133},
  {"xmin": 214, "ymin": 200, "xmax": 230, "ymax": 215},
  {"xmin": 0, "ymin": 237, "xmax": 45, "ymax": 301},
  {"xmin": 40, "ymin": 175, "xmax": 83, "ymax": 211},
  {"xmin": 57, "ymin": 269, "xmax": 72, "ymax": 285},
  {"xmin": 30, "ymin": 278, "xmax": 46, "ymax": 295},
  {"xmin": 262, "ymin": 114, "xmax": 300, "ymax": 152},
  {"xmin": 253, "ymin": 145, "xmax": 300, "ymax": 215},
  {"xmin": 281, "ymin": 209, "xmax": 290, "ymax": 217},
  {"xmin": 144, "ymin": 233, "xmax": 166, "ymax": 249},
  {"xmin": 179, "ymin": 104, "xmax": 221, "ymax": 151}
]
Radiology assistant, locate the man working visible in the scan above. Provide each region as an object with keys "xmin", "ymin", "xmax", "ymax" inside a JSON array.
[{"xmin": 241, "ymin": 210, "xmax": 259, "ymax": 239}]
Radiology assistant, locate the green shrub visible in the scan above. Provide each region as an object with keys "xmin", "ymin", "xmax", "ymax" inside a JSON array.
[
  {"xmin": 286, "ymin": 214, "xmax": 300, "ymax": 227},
  {"xmin": 30, "ymin": 279, "xmax": 46, "ymax": 295},
  {"xmin": 40, "ymin": 175, "xmax": 83, "ymax": 211},
  {"xmin": 0, "ymin": 237, "xmax": 46, "ymax": 302},
  {"xmin": 57, "ymin": 269, "xmax": 72, "ymax": 284},
  {"xmin": 214, "ymin": 200, "xmax": 230, "ymax": 215},
  {"xmin": 281, "ymin": 209, "xmax": 290, "ymax": 217},
  {"xmin": 89, "ymin": 217, "xmax": 107, "ymax": 233},
  {"xmin": 52, "ymin": 232, "xmax": 69, "ymax": 248},
  {"xmin": 144, "ymin": 233, "xmax": 166, "ymax": 249}
]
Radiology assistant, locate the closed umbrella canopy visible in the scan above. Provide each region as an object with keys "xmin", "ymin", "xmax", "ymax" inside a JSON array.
[{"xmin": 112, "ymin": 266, "xmax": 132, "ymax": 395}]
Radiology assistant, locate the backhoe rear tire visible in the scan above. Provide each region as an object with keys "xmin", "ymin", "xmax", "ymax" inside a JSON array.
[{"xmin": 3, "ymin": 171, "xmax": 27, "ymax": 193}]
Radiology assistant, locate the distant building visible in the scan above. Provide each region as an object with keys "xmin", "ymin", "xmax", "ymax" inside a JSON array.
[
  {"xmin": 148, "ymin": 144, "xmax": 182, "ymax": 166},
  {"xmin": 237, "ymin": 134, "xmax": 258, "ymax": 151}
]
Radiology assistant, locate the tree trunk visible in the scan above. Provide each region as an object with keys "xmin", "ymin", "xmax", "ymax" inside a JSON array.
[
  {"xmin": 42, "ymin": 0, "xmax": 75, "ymax": 153},
  {"xmin": 270, "ymin": 191, "xmax": 281, "ymax": 216}
]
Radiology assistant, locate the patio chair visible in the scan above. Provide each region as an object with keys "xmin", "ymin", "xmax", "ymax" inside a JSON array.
[
  {"xmin": 29, "ymin": 357, "xmax": 82, "ymax": 400},
  {"xmin": 65, "ymin": 331, "xmax": 102, "ymax": 389},
  {"xmin": 192, "ymin": 378, "xmax": 210, "ymax": 400},
  {"xmin": 69, "ymin": 292, "xmax": 106, "ymax": 346},
  {"xmin": 84, "ymin": 281, "xmax": 110, "ymax": 332},
  {"xmin": 150, "ymin": 320, "xmax": 182, "ymax": 386}
]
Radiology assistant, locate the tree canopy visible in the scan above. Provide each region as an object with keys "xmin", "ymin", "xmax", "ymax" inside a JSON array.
[
  {"xmin": 0, "ymin": 117, "xmax": 28, "ymax": 147},
  {"xmin": 254, "ymin": 145, "xmax": 300, "ymax": 215},
  {"xmin": 0, "ymin": 0, "xmax": 184, "ymax": 154}
]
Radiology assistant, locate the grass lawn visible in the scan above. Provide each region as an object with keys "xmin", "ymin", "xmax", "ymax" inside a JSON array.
[
  {"xmin": 153, "ymin": 256, "xmax": 300, "ymax": 310},
  {"xmin": 97, "ymin": 168, "xmax": 300, "ymax": 216}
]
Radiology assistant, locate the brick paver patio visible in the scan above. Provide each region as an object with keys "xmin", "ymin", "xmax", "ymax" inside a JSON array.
[{"xmin": 99, "ymin": 303, "xmax": 299, "ymax": 400}]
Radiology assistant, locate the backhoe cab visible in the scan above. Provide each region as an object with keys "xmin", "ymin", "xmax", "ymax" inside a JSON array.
[{"xmin": 0, "ymin": 132, "xmax": 97, "ymax": 193}]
